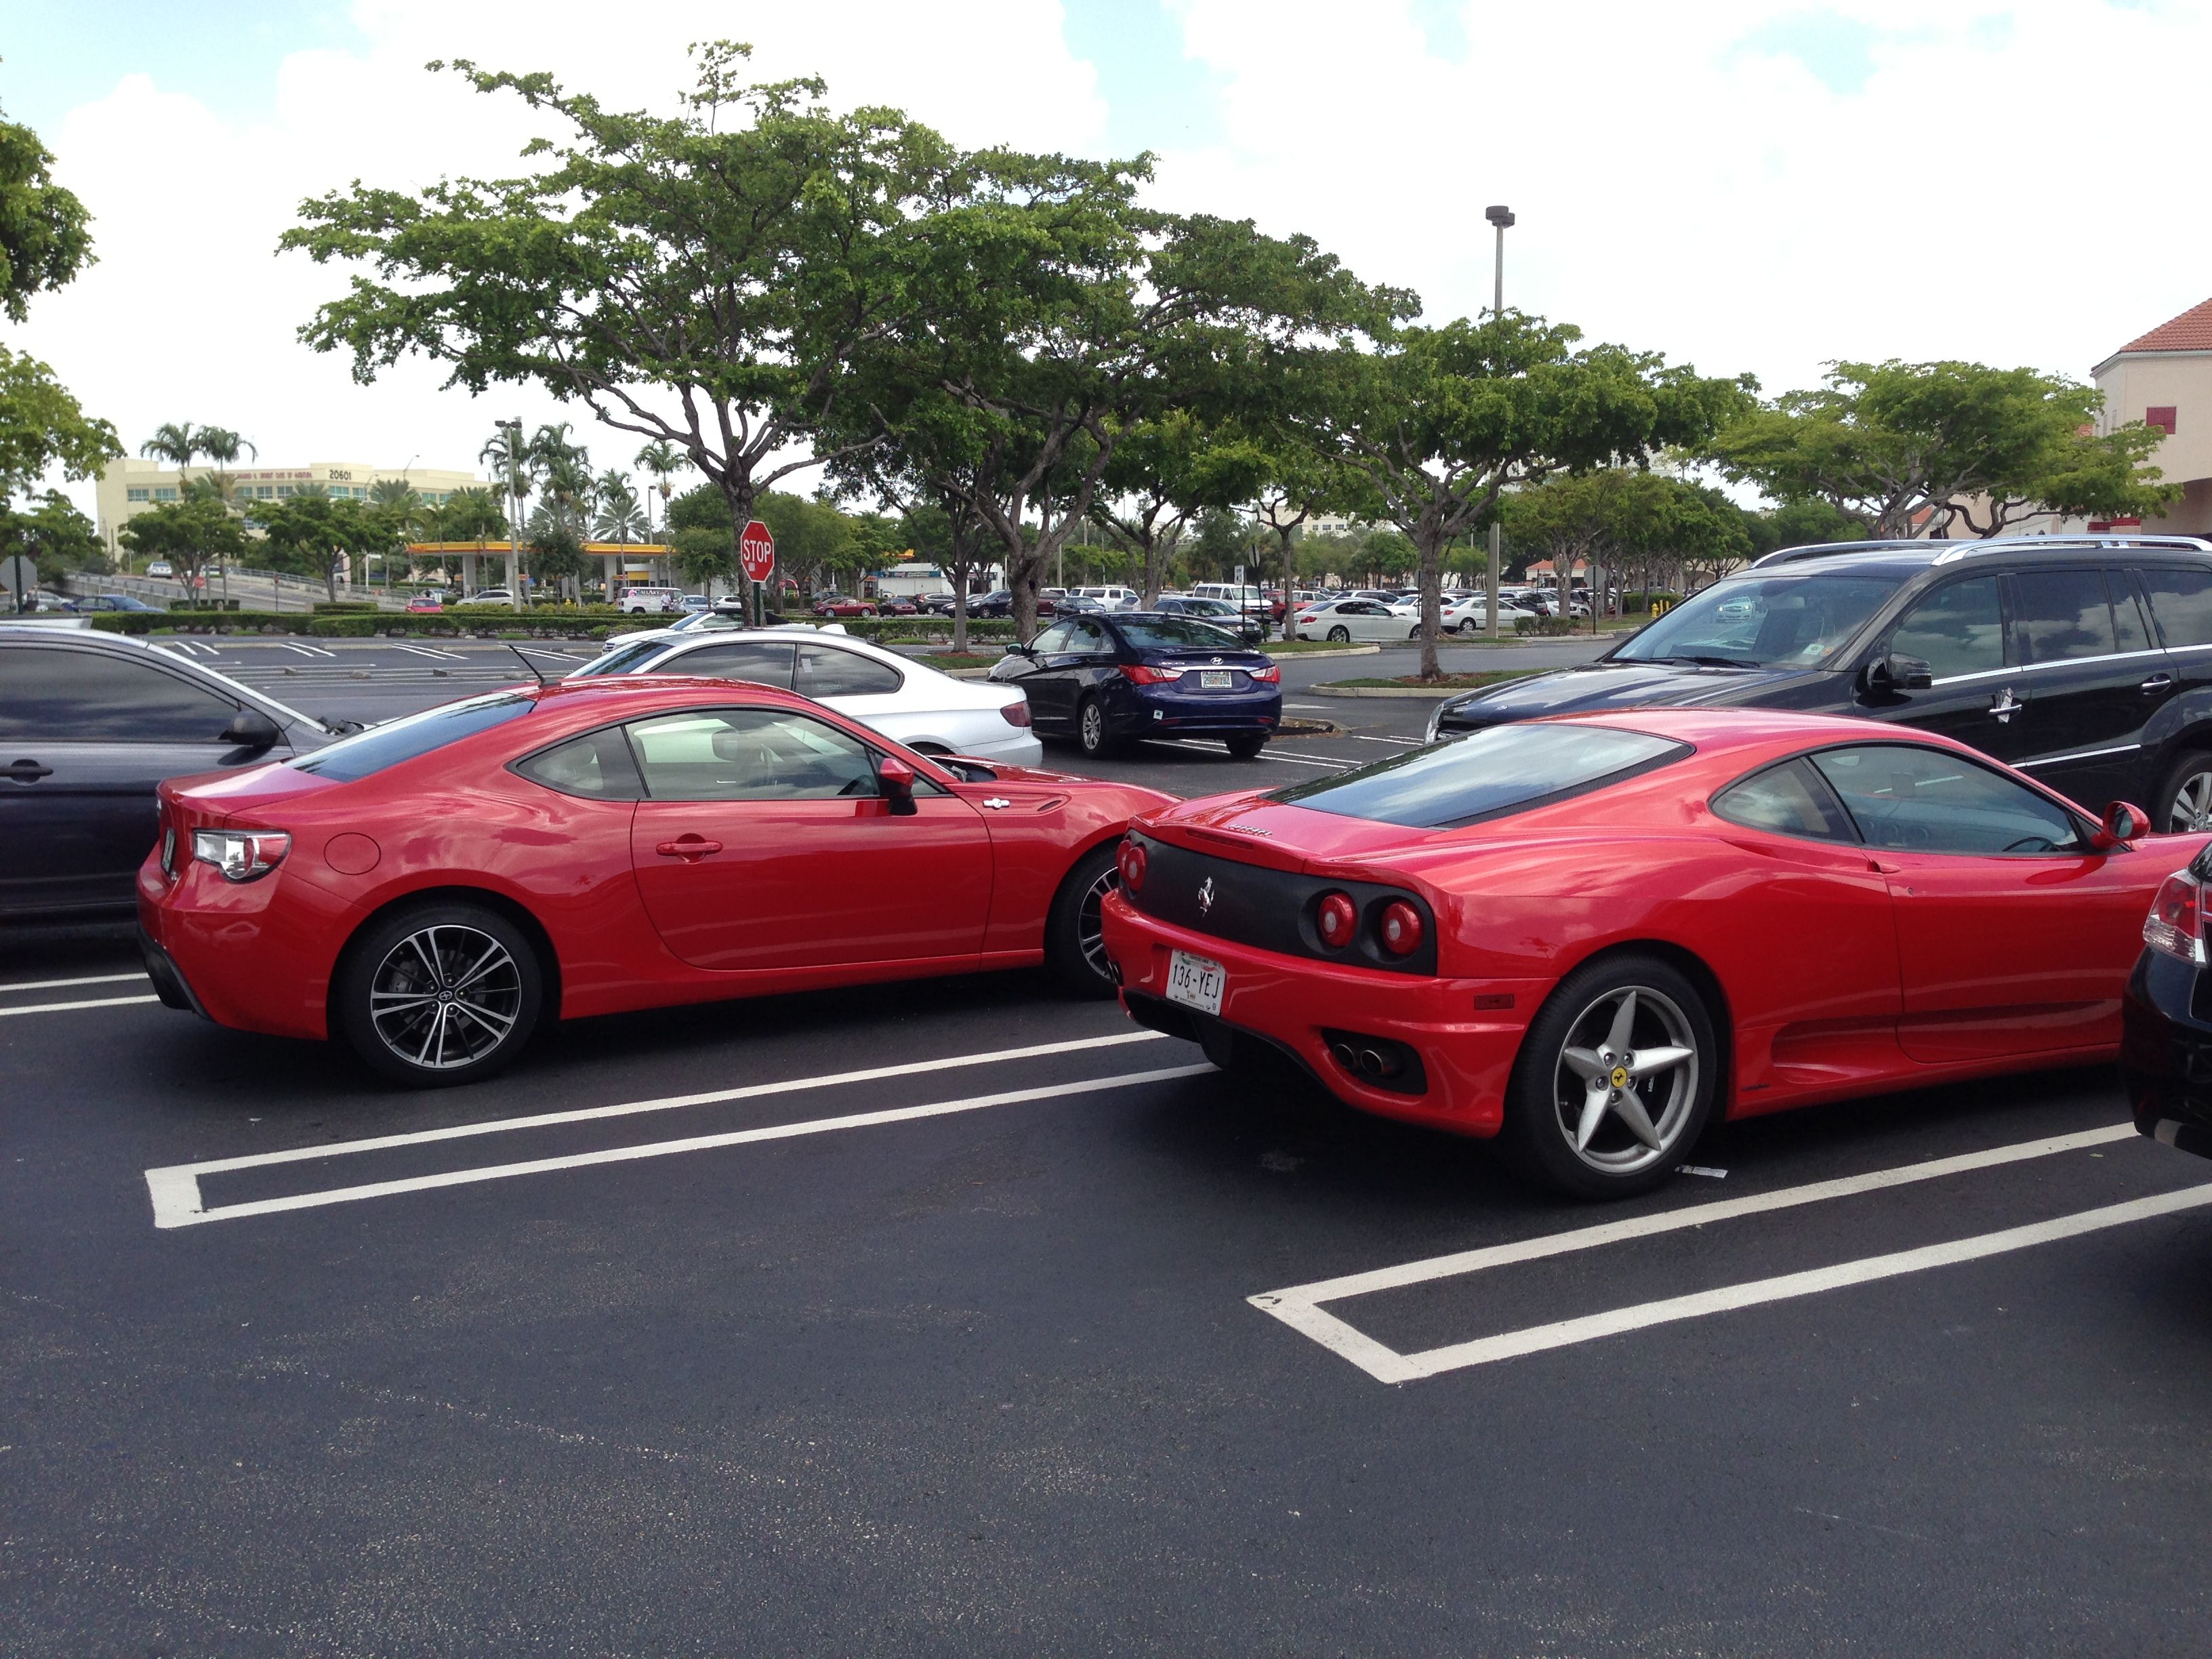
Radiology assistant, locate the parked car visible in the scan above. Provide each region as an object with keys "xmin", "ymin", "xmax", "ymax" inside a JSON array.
[
  {"xmin": 65, "ymin": 594, "xmax": 164, "ymax": 614},
  {"xmin": 968, "ymin": 590, "xmax": 1016, "ymax": 619},
  {"xmin": 455, "ymin": 588, "xmax": 515, "ymax": 607},
  {"xmin": 813, "ymin": 595, "xmax": 876, "ymax": 619},
  {"xmin": 0, "ymin": 628, "xmax": 346, "ymax": 922},
  {"xmin": 676, "ymin": 594, "xmax": 713, "ymax": 613},
  {"xmin": 1104, "ymin": 708, "xmax": 2201, "ymax": 1198},
  {"xmin": 138, "ymin": 678, "xmax": 1172, "ymax": 1084},
  {"xmin": 1071, "ymin": 586, "xmax": 1141, "ymax": 611},
  {"xmin": 1155, "ymin": 595, "xmax": 1265, "ymax": 645},
  {"xmin": 144, "ymin": 561, "xmax": 174, "ymax": 579},
  {"xmin": 1295, "ymin": 597, "xmax": 1420, "ymax": 644},
  {"xmin": 405, "ymin": 594, "xmax": 445, "ymax": 613},
  {"xmin": 619, "ymin": 586, "xmax": 687, "ymax": 615},
  {"xmin": 989, "ymin": 611, "xmax": 1282, "ymax": 759},
  {"xmin": 569, "ymin": 625, "xmax": 1041, "ymax": 766},
  {"xmin": 2123, "ymin": 836, "xmax": 2212, "ymax": 1159},
  {"xmin": 875, "ymin": 597, "xmax": 921, "ymax": 617},
  {"xmin": 1426, "ymin": 537, "xmax": 2212, "ymax": 830},
  {"xmin": 1439, "ymin": 594, "xmax": 1542, "ymax": 633}
]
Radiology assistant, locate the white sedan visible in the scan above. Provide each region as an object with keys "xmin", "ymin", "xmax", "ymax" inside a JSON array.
[
  {"xmin": 1439, "ymin": 594, "xmax": 1541, "ymax": 633},
  {"xmin": 1294, "ymin": 598, "xmax": 1423, "ymax": 643},
  {"xmin": 567, "ymin": 626, "xmax": 1044, "ymax": 766}
]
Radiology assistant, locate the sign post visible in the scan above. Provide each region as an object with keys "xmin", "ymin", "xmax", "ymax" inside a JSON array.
[{"xmin": 739, "ymin": 520, "xmax": 777, "ymax": 626}]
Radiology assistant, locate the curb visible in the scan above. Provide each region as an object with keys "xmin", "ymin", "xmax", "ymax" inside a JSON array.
[
  {"xmin": 1309, "ymin": 682, "xmax": 1513, "ymax": 698},
  {"xmin": 1267, "ymin": 642, "xmax": 1380, "ymax": 657}
]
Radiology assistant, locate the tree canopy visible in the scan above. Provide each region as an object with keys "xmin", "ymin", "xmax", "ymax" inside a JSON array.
[{"xmin": 1708, "ymin": 359, "xmax": 2176, "ymax": 538}]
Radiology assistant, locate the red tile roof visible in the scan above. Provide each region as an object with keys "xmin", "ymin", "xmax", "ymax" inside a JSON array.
[{"xmin": 2115, "ymin": 296, "xmax": 2212, "ymax": 355}]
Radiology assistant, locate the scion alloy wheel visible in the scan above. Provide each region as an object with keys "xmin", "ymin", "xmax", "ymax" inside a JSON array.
[
  {"xmin": 1046, "ymin": 843, "xmax": 1124, "ymax": 996},
  {"xmin": 1551, "ymin": 983, "xmax": 1700, "ymax": 1176},
  {"xmin": 1076, "ymin": 863, "xmax": 1118, "ymax": 982},
  {"xmin": 369, "ymin": 923, "xmax": 525, "ymax": 1072}
]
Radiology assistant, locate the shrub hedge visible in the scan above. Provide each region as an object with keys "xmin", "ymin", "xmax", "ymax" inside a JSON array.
[{"xmin": 89, "ymin": 609, "xmax": 620, "ymax": 640}]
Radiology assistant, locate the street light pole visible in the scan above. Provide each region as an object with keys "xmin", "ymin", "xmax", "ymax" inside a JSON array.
[
  {"xmin": 502, "ymin": 419, "xmax": 523, "ymax": 600},
  {"xmin": 1483, "ymin": 205, "xmax": 1514, "ymax": 642}
]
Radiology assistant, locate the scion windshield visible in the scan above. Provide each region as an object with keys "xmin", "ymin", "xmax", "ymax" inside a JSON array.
[
  {"xmin": 1273, "ymin": 722, "xmax": 1688, "ymax": 827},
  {"xmin": 1612, "ymin": 574, "xmax": 1891, "ymax": 668}
]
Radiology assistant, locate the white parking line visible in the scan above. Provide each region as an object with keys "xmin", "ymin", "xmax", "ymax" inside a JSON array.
[
  {"xmin": 512, "ymin": 645, "xmax": 589, "ymax": 661},
  {"xmin": 1355, "ymin": 735, "xmax": 1423, "ymax": 747},
  {"xmin": 1162, "ymin": 739, "xmax": 1348, "ymax": 770},
  {"xmin": 0, "ymin": 971, "xmax": 148, "ymax": 993},
  {"xmin": 1252, "ymin": 1124, "xmax": 2156, "ymax": 1383},
  {"xmin": 391, "ymin": 643, "xmax": 471, "ymax": 661},
  {"xmin": 276, "ymin": 642, "xmax": 337, "ymax": 658},
  {"xmin": 0, "ymin": 994, "xmax": 161, "ymax": 1019},
  {"xmin": 147, "ymin": 1060, "xmax": 1213, "ymax": 1227}
]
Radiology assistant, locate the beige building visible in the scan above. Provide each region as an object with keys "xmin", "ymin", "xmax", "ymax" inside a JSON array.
[
  {"xmin": 2088, "ymin": 297, "xmax": 2212, "ymax": 537},
  {"xmin": 96, "ymin": 457, "xmax": 488, "ymax": 556}
]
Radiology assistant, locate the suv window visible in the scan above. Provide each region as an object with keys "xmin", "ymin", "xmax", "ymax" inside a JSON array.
[
  {"xmin": 1273, "ymin": 722, "xmax": 1688, "ymax": 829},
  {"xmin": 2109, "ymin": 571, "xmax": 2153, "ymax": 653},
  {"xmin": 1810, "ymin": 744, "xmax": 2085, "ymax": 855},
  {"xmin": 2137, "ymin": 565, "xmax": 2212, "ymax": 649},
  {"xmin": 0, "ymin": 645, "xmax": 241, "ymax": 743},
  {"xmin": 626, "ymin": 708, "xmax": 880, "ymax": 801},
  {"xmin": 1711, "ymin": 757, "xmax": 1858, "ymax": 843},
  {"xmin": 2009, "ymin": 568, "xmax": 2118, "ymax": 663},
  {"xmin": 794, "ymin": 642, "xmax": 901, "ymax": 697},
  {"xmin": 663, "ymin": 640, "xmax": 796, "ymax": 687},
  {"xmin": 1889, "ymin": 576, "xmax": 2003, "ymax": 678}
]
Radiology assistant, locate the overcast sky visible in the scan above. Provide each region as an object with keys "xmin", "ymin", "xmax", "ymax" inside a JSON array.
[{"xmin": 9, "ymin": 0, "xmax": 2211, "ymax": 516}]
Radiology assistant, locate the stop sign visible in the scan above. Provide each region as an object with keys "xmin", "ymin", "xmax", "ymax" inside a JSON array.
[{"xmin": 739, "ymin": 520, "xmax": 775, "ymax": 583}]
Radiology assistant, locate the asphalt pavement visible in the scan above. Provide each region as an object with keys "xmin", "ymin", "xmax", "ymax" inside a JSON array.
[{"xmin": 5, "ymin": 632, "xmax": 2210, "ymax": 1655}]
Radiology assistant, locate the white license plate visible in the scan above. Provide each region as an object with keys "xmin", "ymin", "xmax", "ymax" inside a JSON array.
[
  {"xmin": 1199, "ymin": 670, "xmax": 1233, "ymax": 689},
  {"xmin": 1166, "ymin": 949, "xmax": 1226, "ymax": 1015}
]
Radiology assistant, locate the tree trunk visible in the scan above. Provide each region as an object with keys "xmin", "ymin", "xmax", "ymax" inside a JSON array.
[{"xmin": 1416, "ymin": 525, "xmax": 1445, "ymax": 680}]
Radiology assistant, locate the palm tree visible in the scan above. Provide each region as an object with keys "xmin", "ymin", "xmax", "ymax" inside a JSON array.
[
  {"xmin": 140, "ymin": 423, "xmax": 203, "ymax": 493},
  {"xmin": 634, "ymin": 441, "xmax": 682, "ymax": 537},
  {"xmin": 593, "ymin": 476, "xmax": 645, "ymax": 544},
  {"xmin": 479, "ymin": 425, "xmax": 533, "ymax": 546}
]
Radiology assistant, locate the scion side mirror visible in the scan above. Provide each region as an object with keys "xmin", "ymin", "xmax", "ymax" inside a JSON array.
[
  {"xmin": 2091, "ymin": 800, "xmax": 2148, "ymax": 852},
  {"xmin": 876, "ymin": 755, "xmax": 919, "ymax": 817},
  {"xmin": 220, "ymin": 706, "xmax": 281, "ymax": 752}
]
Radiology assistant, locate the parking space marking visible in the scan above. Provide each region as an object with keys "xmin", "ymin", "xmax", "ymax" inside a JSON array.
[
  {"xmin": 0, "ymin": 993, "xmax": 161, "ymax": 1018},
  {"xmin": 1162, "ymin": 739, "xmax": 1349, "ymax": 771},
  {"xmin": 1354, "ymin": 735, "xmax": 1423, "ymax": 747},
  {"xmin": 0, "ymin": 971, "xmax": 148, "ymax": 994},
  {"xmin": 392, "ymin": 643, "xmax": 472, "ymax": 661},
  {"xmin": 143, "ymin": 1029, "xmax": 1171, "ymax": 1205},
  {"xmin": 1251, "ymin": 1123, "xmax": 2152, "ymax": 1383},
  {"xmin": 146, "ymin": 1061, "xmax": 1214, "ymax": 1227},
  {"xmin": 512, "ymin": 645, "xmax": 590, "ymax": 661},
  {"xmin": 276, "ymin": 642, "xmax": 338, "ymax": 658}
]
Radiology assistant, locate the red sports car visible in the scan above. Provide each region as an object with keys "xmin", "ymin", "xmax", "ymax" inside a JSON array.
[
  {"xmin": 1102, "ymin": 710, "xmax": 2199, "ymax": 1197},
  {"xmin": 139, "ymin": 678, "xmax": 1168, "ymax": 1085},
  {"xmin": 813, "ymin": 596, "xmax": 876, "ymax": 619}
]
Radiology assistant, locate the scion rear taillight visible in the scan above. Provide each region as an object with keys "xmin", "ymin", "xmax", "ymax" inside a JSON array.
[
  {"xmin": 191, "ymin": 828, "xmax": 291, "ymax": 883},
  {"xmin": 1378, "ymin": 899, "xmax": 1425, "ymax": 957},
  {"xmin": 2145, "ymin": 871, "xmax": 2207, "ymax": 965},
  {"xmin": 1316, "ymin": 891, "xmax": 1357, "ymax": 949},
  {"xmin": 1000, "ymin": 700, "xmax": 1031, "ymax": 728},
  {"xmin": 1118, "ymin": 841, "xmax": 1148, "ymax": 891}
]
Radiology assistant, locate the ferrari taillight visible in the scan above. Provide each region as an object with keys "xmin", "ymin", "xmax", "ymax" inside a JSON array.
[
  {"xmin": 1118, "ymin": 840, "xmax": 1147, "ymax": 891},
  {"xmin": 2145, "ymin": 871, "xmax": 2206, "ymax": 965},
  {"xmin": 1315, "ymin": 891, "xmax": 1357, "ymax": 949},
  {"xmin": 1378, "ymin": 899, "xmax": 1425, "ymax": 958}
]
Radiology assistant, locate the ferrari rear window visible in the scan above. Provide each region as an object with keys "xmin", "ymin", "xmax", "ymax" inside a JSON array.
[
  {"xmin": 1273, "ymin": 723, "xmax": 1688, "ymax": 828},
  {"xmin": 291, "ymin": 693, "xmax": 536, "ymax": 781}
]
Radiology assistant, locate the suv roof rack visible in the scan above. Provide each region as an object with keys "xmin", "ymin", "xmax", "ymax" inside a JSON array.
[{"xmin": 1752, "ymin": 533, "xmax": 2212, "ymax": 569}]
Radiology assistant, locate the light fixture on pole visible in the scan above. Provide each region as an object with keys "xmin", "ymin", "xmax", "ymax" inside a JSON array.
[
  {"xmin": 502, "ymin": 419, "xmax": 524, "ymax": 601},
  {"xmin": 1483, "ymin": 203, "xmax": 1514, "ymax": 640}
]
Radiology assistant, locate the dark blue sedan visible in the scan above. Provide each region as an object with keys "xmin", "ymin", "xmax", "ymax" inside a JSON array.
[{"xmin": 990, "ymin": 611, "xmax": 1282, "ymax": 759}]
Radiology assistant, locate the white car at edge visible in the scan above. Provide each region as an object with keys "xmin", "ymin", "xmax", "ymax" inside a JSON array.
[{"xmin": 567, "ymin": 625, "xmax": 1044, "ymax": 766}]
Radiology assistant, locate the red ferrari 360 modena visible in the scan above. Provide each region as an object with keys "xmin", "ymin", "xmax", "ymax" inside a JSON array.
[
  {"xmin": 138, "ymin": 678, "xmax": 1170, "ymax": 1085},
  {"xmin": 1102, "ymin": 709, "xmax": 2204, "ymax": 1197}
]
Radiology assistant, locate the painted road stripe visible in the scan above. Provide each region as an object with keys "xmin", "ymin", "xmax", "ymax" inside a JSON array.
[
  {"xmin": 1252, "ymin": 1123, "xmax": 2146, "ymax": 1382},
  {"xmin": 0, "ymin": 994, "xmax": 161, "ymax": 1018},
  {"xmin": 392, "ymin": 643, "xmax": 471, "ymax": 661},
  {"xmin": 1355, "ymin": 735, "xmax": 1423, "ymax": 747},
  {"xmin": 0, "ymin": 970, "xmax": 148, "ymax": 993},
  {"xmin": 146, "ymin": 1061, "xmax": 1214, "ymax": 1227},
  {"xmin": 151, "ymin": 1029, "xmax": 1173, "ymax": 1183},
  {"xmin": 1163, "ymin": 739, "xmax": 1347, "ymax": 770}
]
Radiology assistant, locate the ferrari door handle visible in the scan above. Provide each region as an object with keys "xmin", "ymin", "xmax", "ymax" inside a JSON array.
[
  {"xmin": 655, "ymin": 836, "xmax": 722, "ymax": 861},
  {"xmin": 4, "ymin": 758, "xmax": 53, "ymax": 782},
  {"xmin": 2142, "ymin": 673, "xmax": 2175, "ymax": 695}
]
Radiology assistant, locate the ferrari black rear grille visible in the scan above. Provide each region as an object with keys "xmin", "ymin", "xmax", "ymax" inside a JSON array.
[{"xmin": 1122, "ymin": 832, "xmax": 1436, "ymax": 975}]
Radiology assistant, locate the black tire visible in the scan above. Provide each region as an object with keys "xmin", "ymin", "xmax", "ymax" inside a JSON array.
[
  {"xmin": 1327, "ymin": 626, "xmax": 1351, "ymax": 644},
  {"xmin": 1498, "ymin": 952, "xmax": 1717, "ymax": 1200},
  {"xmin": 1076, "ymin": 695, "xmax": 1116, "ymax": 758},
  {"xmin": 1224, "ymin": 733, "xmax": 1267, "ymax": 760},
  {"xmin": 1044, "ymin": 842, "xmax": 1120, "ymax": 997},
  {"xmin": 334, "ymin": 901, "xmax": 544, "ymax": 1087},
  {"xmin": 2155, "ymin": 748, "xmax": 2212, "ymax": 834}
]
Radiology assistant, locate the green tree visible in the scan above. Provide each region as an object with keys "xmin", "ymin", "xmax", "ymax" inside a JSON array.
[
  {"xmin": 479, "ymin": 424, "xmax": 532, "ymax": 541},
  {"xmin": 1092, "ymin": 413, "xmax": 1267, "ymax": 606},
  {"xmin": 283, "ymin": 42, "xmax": 968, "ymax": 621},
  {"xmin": 1708, "ymin": 360, "xmax": 2177, "ymax": 539},
  {"xmin": 593, "ymin": 474, "xmax": 645, "ymax": 544},
  {"xmin": 0, "ymin": 488, "xmax": 102, "ymax": 582},
  {"xmin": 668, "ymin": 480, "xmax": 735, "ymax": 589},
  {"xmin": 118, "ymin": 497, "xmax": 245, "ymax": 596},
  {"xmin": 634, "ymin": 441, "xmax": 683, "ymax": 539},
  {"xmin": 257, "ymin": 491, "xmax": 396, "ymax": 598},
  {"xmin": 1291, "ymin": 314, "xmax": 1752, "ymax": 677}
]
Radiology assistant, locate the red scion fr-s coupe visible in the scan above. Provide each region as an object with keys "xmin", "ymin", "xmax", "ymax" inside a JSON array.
[
  {"xmin": 138, "ymin": 678, "xmax": 1170, "ymax": 1086},
  {"xmin": 1101, "ymin": 709, "xmax": 2203, "ymax": 1199}
]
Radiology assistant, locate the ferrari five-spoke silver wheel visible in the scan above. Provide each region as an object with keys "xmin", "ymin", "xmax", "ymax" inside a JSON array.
[
  {"xmin": 2167, "ymin": 765, "xmax": 2212, "ymax": 833},
  {"xmin": 1550, "ymin": 983, "xmax": 1700, "ymax": 1176},
  {"xmin": 368, "ymin": 924, "xmax": 523, "ymax": 1072}
]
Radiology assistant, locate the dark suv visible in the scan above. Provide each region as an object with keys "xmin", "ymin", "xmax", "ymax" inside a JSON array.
[
  {"xmin": 1427, "ymin": 536, "xmax": 2212, "ymax": 828},
  {"xmin": 0, "ymin": 627, "xmax": 342, "ymax": 921}
]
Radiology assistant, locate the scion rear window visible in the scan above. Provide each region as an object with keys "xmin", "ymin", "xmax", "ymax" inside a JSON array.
[
  {"xmin": 1273, "ymin": 722, "xmax": 1689, "ymax": 828},
  {"xmin": 291, "ymin": 693, "xmax": 536, "ymax": 781}
]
